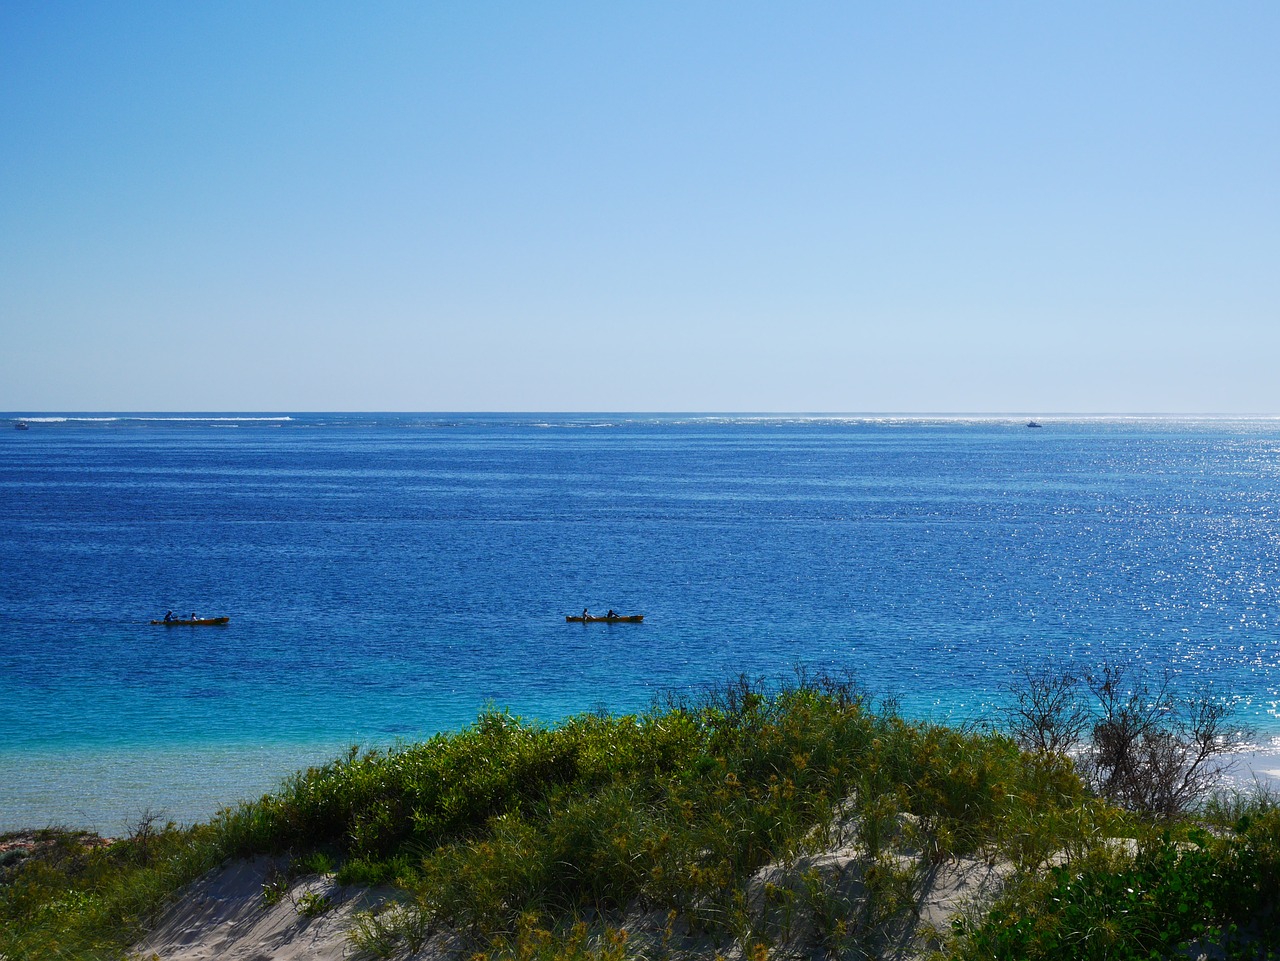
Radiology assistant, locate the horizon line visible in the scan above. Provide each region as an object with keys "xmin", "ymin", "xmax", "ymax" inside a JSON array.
[{"xmin": 7, "ymin": 410, "xmax": 1280, "ymax": 420}]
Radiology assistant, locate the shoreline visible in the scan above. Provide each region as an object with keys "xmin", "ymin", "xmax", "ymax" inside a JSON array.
[
  {"xmin": 6, "ymin": 741, "xmax": 1280, "ymax": 836},
  {"xmin": 1234, "ymin": 747, "xmax": 1280, "ymax": 792},
  {"xmin": 0, "ymin": 742, "xmax": 351, "ymax": 834}
]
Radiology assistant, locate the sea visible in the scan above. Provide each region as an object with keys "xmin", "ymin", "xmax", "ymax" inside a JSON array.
[{"xmin": 4, "ymin": 413, "xmax": 1280, "ymax": 832}]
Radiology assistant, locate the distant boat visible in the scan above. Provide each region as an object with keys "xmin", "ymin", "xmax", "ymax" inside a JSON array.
[
  {"xmin": 1027, "ymin": 421, "xmax": 1043, "ymax": 428},
  {"xmin": 566, "ymin": 614, "xmax": 644, "ymax": 623},
  {"xmin": 151, "ymin": 616, "xmax": 230, "ymax": 626},
  {"xmin": 13, "ymin": 421, "xmax": 29, "ymax": 430}
]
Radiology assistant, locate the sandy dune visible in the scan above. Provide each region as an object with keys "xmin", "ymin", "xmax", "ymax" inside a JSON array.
[
  {"xmin": 131, "ymin": 857, "xmax": 392, "ymax": 961},
  {"xmin": 130, "ymin": 846, "xmax": 1013, "ymax": 961}
]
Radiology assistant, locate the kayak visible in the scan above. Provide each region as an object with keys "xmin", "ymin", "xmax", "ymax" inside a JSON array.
[
  {"xmin": 151, "ymin": 617, "xmax": 230, "ymax": 626},
  {"xmin": 565, "ymin": 615, "xmax": 644, "ymax": 623}
]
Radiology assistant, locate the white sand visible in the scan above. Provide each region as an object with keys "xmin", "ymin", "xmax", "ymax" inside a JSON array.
[
  {"xmin": 130, "ymin": 857, "xmax": 394, "ymax": 961},
  {"xmin": 1225, "ymin": 747, "xmax": 1280, "ymax": 793}
]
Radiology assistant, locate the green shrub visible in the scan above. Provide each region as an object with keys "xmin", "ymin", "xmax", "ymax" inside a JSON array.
[{"xmin": 950, "ymin": 814, "xmax": 1280, "ymax": 960}]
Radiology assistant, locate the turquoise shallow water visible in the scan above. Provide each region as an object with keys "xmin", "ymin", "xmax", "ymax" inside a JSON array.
[{"xmin": 3, "ymin": 413, "xmax": 1280, "ymax": 830}]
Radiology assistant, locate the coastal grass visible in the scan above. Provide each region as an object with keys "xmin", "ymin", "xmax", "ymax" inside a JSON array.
[{"xmin": 3, "ymin": 672, "xmax": 1279, "ymax": 960}]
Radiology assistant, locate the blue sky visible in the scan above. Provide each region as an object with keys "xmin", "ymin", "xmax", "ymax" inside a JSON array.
[{"xmin": 2, "ymin": 2, "xmax": 1276, "ymax": 412}]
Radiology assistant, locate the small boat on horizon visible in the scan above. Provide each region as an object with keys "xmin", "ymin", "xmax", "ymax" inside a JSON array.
[
  {"xmin": 1027, "ymin": 420, "xmax": 1043, "ymax": 428},
  {"xmin": 566, "ymin": 614, "xmax": 644, "ymax": 623},
  {"xmin": 13, "ymin": 421, "xmax": 29, "ymax": 430},
  {"xmin": 151, "ymin": 616, "xmax": 230, "ymax": 626}
]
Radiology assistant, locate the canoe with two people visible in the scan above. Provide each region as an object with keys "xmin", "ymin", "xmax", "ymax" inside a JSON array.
[
  {"xmin": 566, "ymin": 608, "xmax": 644, "ymax": 623},
  {"xmin": 152, "ymin": 610, "xmax": 230, "ymax": 626}
]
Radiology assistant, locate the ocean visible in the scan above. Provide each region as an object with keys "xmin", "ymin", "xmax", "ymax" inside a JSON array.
[{"xmin": 3, "ymin": 413, "xmax": 1280, "ymax": 831}]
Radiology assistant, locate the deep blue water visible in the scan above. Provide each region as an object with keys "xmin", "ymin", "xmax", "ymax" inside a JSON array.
[{"xmin": 4, "ymin": 413, "xmax": 1280, "ymax": 829}]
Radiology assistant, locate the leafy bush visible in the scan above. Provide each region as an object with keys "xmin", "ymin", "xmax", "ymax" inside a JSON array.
[
  {"xmin": 951, "ymin": 813, "xmax": 1280, "ymax": 960},
  {"xmin": 215, "ymin": 706, "xmax": 706, "ymax": 862}
]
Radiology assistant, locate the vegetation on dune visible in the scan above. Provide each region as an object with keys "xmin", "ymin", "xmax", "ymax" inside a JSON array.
[{"xmin": 2, "ymin": 668, "xmax": 1278, "ymax": 960}]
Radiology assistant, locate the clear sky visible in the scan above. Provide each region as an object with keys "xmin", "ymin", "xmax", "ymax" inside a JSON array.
[{"xmin": 2, "ymin": 2, "xmax": 1277, "ymax": 413}]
